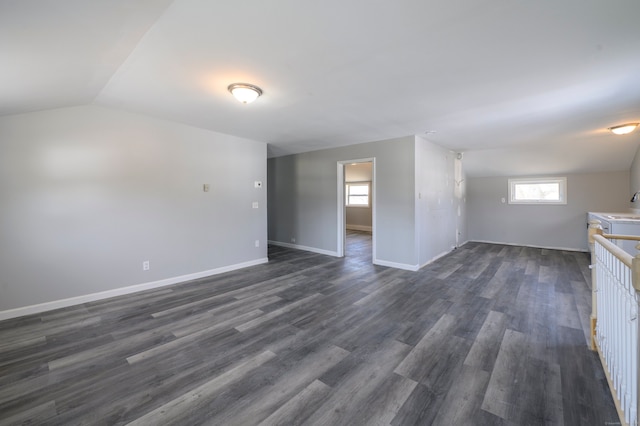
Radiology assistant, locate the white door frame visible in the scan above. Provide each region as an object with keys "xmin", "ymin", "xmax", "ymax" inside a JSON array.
[{"xmin": 337, "ymin": 158, "xmax": 376, "ymax": 259}]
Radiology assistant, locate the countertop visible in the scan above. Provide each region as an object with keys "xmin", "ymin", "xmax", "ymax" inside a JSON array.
[{"xmin": 590, "ymin": 212, "xmax": 640, "ymax": 224}]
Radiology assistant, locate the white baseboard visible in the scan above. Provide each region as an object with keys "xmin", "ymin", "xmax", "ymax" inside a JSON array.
[
  {"xmin": 470, "ymin": 239, "xmax": 588, "ymax": 252},
  {"xmin": 270, "ymin": 240, "xmax": 419, "ymax": 271},
  {"xmin": 268, "ymin": 240, "xmax": 339, "ymax": 257},
  {"xmin": 373, "ymin": 258, "xmax": 419, "ymax": 271},
  {"xmin": 346, "ymin": 224, "xmax": 372, "ymax": 232},
  {"xmin": 0, "ymin": 257, "xmax": 269, "ymax": 321}
]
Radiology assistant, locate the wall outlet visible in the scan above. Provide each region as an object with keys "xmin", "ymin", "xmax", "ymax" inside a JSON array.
[
  {"xmin": 143, "ymin": 260, "xmax": 150, "ymax": 271},
  {"xmin": 203, "ymin": 184, "xmax": 210, "ymax": 192},
  {"xmin": 252, "ymin": 201, "xmax": 259, "ymax": 209},
  {"xmin": 255, "ymin": 240, "xmax": 260, "ymax": 247},
  {"xmin": 254, "ymin": 181, "xmax": 263, "ymax": 188}
]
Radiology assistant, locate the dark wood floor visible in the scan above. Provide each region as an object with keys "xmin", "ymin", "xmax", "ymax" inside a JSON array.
[{"xmin": 0, "ymin": 232, "xmax": 618, "ymax": 425}]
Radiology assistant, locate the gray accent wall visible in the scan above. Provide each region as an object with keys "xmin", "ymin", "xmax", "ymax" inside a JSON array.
[
  {"xmin": 267, "ymin": 135, "xmax": 462, "ymax": 270},
  {"xmin": 0, "ymin": 105, "xmax": 267, "ymax": 312},
  {"xmin": 467, "ymin": 172, "xmax": 629, "ymax": 251},
  {"xmin": 268, "ymin": 136, "xmax": 417, "ymax": 267}
]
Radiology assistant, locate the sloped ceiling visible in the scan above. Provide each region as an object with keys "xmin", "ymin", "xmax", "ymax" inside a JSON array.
[
  {"xmin": 0, "ymin": 0, "xmax": 173, "ymax": 113},
  {"xmin": 2, "ymin": 0, "xmax": 639, "ymax": 177}
]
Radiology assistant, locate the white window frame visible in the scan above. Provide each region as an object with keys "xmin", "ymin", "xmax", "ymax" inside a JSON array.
[
  {"xmin": 508, "ymin": 177, "xmax": 567, "ymax": 205},
  {"xmin": 346, "ymin": 181, "xmax": 371, "ymax": 208}
]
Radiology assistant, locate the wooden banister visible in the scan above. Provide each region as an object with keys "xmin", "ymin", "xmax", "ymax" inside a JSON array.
[
  {"xmin": 593, "ymin": 234, "xmax": 633, "ymax": 268},
  {"xmin": 588, "ymin": 220, "xmax": 602, "ymax": 351},
  {"xmin": 603, "ymin": 234, "xmax": 640, "ymax": 242},
  {"xmin": 634, "ymin": 243, "xmax": 640, "ymax": 292}
]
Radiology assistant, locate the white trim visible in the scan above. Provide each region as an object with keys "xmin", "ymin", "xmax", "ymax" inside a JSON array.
[
  {"xmin": 0, "ymin": 258, "xmax": 269, "ymax": 321},
  {"xmin": 337, "ymin": 163, "xmax": 345, "ymax": 257},
  {"xmin": 373, "ymin": 259, "xmax": 419, "ymax": 271},
  {"xmin": 268, "ymin": 240, "xmax": 339, "ymax": 257},
  {"xmin": 346, "ymin": 224, "xmax": 372, "ymax": 232},
  {"xmin": 470, "ymin": 239, "xmax": 587, "ymax": 252},
  {"xmin": 371, "ymin": 160, "xmax": 377, "ymax": 263}
]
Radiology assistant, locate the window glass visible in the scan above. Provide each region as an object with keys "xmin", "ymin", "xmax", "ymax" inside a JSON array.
[
  {"xmin": 346, "ymin": 183, "xmax": 370, "ymax": 207},
  {"xmin": 508, "ymin": 177, "xmax": 566, "ymax": 204}
]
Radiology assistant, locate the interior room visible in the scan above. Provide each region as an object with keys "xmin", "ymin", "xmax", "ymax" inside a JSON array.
[{"xmin": 1, "ymin": 1, "xmax": 640, "ymax": 424}]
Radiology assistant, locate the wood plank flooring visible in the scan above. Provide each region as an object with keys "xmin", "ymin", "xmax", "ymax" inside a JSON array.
[{"xmin": 0, "ymin": 232, "xmax": 619, "ymax": 425}]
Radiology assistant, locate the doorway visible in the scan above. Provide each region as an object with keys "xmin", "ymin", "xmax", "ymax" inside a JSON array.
[{"xmin": 337, "ymin": 158, "xmax": 375, "ymax": 262}]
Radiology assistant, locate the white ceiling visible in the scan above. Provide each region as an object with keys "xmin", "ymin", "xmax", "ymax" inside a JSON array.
[{"xmin": 2, "ymin": 0, "xmax": 639, "ymax": 177}]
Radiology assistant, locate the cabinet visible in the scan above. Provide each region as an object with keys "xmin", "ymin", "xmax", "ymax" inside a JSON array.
[{"xmin": 588, "ymin": 212, "xmax": 640, "ymax": 256}]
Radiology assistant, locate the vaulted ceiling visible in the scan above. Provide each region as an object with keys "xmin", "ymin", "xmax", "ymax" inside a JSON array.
[{"xmin": 2, "ymin": 0, "xmax": 639, "ymax": 176}]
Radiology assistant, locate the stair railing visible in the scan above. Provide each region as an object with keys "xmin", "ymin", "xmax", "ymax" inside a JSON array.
[{"xmin": 589, "ymin": 219, "xmax": 640, "ymax": 426}]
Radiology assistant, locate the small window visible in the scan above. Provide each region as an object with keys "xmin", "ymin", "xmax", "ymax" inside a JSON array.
[
  {"xmin": 346, "ymin": 182, "xmax": 370, "ymax": 207},
  {"xmin": 508, "ymin": 177, "xmax": 566, "ymax": 205}
]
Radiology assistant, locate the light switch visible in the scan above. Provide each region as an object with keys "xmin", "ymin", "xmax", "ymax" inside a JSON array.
[
  {"xmin": 252, "ymin": 201, "xmax": 259, "ymax": 209},
  {"xmin": 203, "ymin": 184, "xmax": 210, "ymax": 192}
]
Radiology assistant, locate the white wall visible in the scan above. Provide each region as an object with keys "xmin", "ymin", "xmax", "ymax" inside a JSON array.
[
  {"xmin": 0, "ymin": 105, "xmax": 267, "ymax": 316},
  {"xmin": 346, "ymin": 201, "xmax": 373, "ymax": 231},
  {"xmin": 467, "ymin": 171, "xmax": 629, "ymax": 251},
  {"xmin": 415, "ymin": 137, "xmax": 464, "ymax": 266}
]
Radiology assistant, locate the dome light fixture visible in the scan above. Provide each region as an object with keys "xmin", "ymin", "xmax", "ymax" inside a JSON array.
[
  {"xmin": 228, "ymin": 83, "xmax": 262, "ymax": 104},
  {"xmin": 608, "ymin": 123, "xmax": 639, "ymax": 135}
]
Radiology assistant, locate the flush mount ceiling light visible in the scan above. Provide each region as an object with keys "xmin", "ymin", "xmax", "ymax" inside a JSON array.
[
  {"xmin": 608, "ymin": 123, "xmax": 639, "ymax": 135},
  {"xmin": 228, "ymin": 83, "xmax": 262, "ymax": 104}
]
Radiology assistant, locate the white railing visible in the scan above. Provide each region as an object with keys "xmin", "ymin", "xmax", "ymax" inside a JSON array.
[{"xmin": 589, "ymin": 220, "xmax": 640, "ymax": 426}]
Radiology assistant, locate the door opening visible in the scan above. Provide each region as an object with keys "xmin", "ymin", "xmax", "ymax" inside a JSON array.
[{"xmin": 337, "ymin": 158, "xmax": 375, "ymax": 262}]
